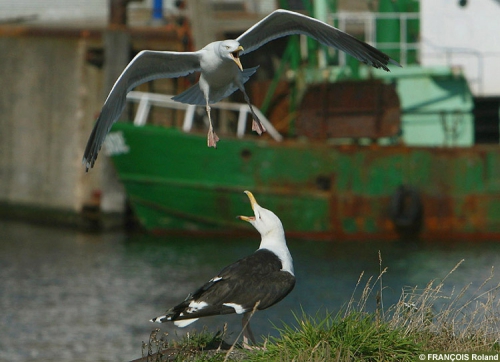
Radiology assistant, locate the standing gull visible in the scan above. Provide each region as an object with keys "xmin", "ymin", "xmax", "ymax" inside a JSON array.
[
  {"xmin": 83, "ymin": 9, "xmax": 401, "ymax": 171},
  {"xmin": 150, "ymin": 190, "xmax": 295, "ymax": 348}
]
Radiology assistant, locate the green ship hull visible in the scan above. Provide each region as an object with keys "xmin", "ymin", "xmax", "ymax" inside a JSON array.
[{"xmin": 108, "ymin": 122, "xmax": 500, "ymax": 241}]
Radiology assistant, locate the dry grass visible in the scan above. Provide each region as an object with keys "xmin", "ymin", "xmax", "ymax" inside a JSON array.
[{"xmin": 387, "ymin": 259, "xmax": 500, "ymax": 352}]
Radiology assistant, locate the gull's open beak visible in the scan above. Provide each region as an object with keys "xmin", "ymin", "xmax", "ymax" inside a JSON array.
[
  {"xmin": 237, "ymin": 190, "xmax": 257, "ymax": 222},
  {"xmin": 230, "ymin": 45, "xmax": 244, "ymax": 71}
]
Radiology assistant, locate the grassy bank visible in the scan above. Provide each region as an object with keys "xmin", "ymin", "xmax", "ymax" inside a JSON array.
[{"xmin": 136, "ymin": 258, "xmax": 500, "ymax": 362}]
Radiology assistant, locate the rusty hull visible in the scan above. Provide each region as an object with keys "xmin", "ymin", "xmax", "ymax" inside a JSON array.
[{"xmin": 325, "ymin": 144, "xmax": 500, "ymax": 241}]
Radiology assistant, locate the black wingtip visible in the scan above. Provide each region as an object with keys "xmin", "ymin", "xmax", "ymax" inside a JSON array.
[
  {"xmin": 82, "ymin": 157, "xmax": 92, "ymax": 172},
  {"xmin": 378, "ymin": 58, "xmax": 402, "ymax": 72},
  {"xmin": 389, "ymin": 58, "xmax": 403, "ymax": 68}
]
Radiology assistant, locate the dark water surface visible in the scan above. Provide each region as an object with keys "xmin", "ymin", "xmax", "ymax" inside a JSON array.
[{"xmin": 1, "ymin": 219, "xmax": 499, "ymax": 361}]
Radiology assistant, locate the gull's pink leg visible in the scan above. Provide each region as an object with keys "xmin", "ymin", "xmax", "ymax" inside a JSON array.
[{"xmin": 205, "ymin": 104, "xmax": 219, "ymax": 148}]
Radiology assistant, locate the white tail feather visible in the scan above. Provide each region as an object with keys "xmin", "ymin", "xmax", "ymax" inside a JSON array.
[{"xmin": 174, "ymin": 318, "xmax": 199, "ymax": 328}]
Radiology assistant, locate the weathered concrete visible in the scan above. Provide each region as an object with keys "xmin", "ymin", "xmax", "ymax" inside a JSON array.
[{"xmin": 0, "ymin": 34, "xmax": 110, "ymax": 223}]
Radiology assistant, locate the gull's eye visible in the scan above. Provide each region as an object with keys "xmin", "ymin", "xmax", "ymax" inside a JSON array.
[{"xmin": 225, "ymin": 45, "xmax": 230, "ymax": 49}]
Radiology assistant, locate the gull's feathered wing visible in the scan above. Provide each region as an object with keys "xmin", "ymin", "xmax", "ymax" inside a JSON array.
[
  {"xmin": 83, "ymin": 50, "xmax": 202, "ymax": 170},
  {"xmin": 237, "ymin": 9, "xmax": 400, "ymax": 71}
]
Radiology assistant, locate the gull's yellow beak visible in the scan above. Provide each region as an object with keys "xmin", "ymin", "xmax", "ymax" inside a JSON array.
[
  {"xmin": 237, "ymin": 190, "xmax": 257, "ymax": 222},
  {"xmin": 230, "ymin": 45, "xmax": 244, "ymax": 71}
]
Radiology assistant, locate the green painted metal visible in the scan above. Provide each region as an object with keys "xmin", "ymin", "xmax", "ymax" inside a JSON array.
[
  {"xmin": 376, "ymin": 0, "xmax": 420, "ymax": 64},
  {"xmin": 109, "ymin": 122, "xmax": 500, "ymax": 240},
  {"xmin": 362, "ymin": 65, "xmax": 475, "ymax": 146}
]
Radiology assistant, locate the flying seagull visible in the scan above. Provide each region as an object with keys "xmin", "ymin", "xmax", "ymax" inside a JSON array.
[
  {"xmin": 83, "ymin": 9, "xmax": 400, "ymax": 171},
  {"xmin": 150, "ymin": 190, "xmax": 295, "ymax": 348}
]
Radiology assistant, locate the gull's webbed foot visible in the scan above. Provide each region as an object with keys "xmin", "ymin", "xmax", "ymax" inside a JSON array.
[
  {"xmin": 207, "ymin": 127, "xmax": 220, "ymax": 148},
  {"xmin": 242, "ymin": 89, "xmax": 267, "ymax": 136},
  {"xmin": 242, "ymin": 336, "xmax": 266, "ymax": 351},
  {"xmin": 252, "ymin": 119, "xmax": 266, "ymax": 135},
  {"xmin": 205, "ymin": 104, "xmax": 219, "ymax": 148}
]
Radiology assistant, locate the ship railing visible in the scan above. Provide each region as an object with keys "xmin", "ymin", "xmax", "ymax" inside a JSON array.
[
  {"xmin": 328, "ymin": 12, "xmax": 485, "ymax": 94},
  {"xmin": 328, "ymin": 12, "xmax": 420, "ymax": 67},
  {"xmin": 125, "ymin": 91, "xmax": 283, "ymax": 142}
]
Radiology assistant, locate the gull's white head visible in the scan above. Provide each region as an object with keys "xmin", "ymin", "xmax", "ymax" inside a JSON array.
[
  {"xmin": 238, "ymin": 191, "xmax": 284, "ymax": 240},
  {"xmin": 238, "ymin": 190, "xmax": 293, "ymax": 275},
  {"xmin": 219, "ymin": 40, "xmax": 244, "ymax": 71}
]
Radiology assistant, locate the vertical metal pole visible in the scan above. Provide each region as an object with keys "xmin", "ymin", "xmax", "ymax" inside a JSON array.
[
  {"xmin": 237, "ymin": 106, "xmax": 248, "ymax": 138},
  {"xmin": 313, "ymin": 0, "xmax": 328, "ymax": 68},
  {"xmin": 339, "ymin": 15, "xmax": 346, "ymax": 67},
  {"xmin": 109, "ymin": 0, "xmax": 128, "ymax": 26},
  {"xmin": 183, "ymin": 105, "xmax": 196, "ymax": 132},
  {"xmin": 400, "ymin": 14, "xmax": 407, "ymax": 66}
]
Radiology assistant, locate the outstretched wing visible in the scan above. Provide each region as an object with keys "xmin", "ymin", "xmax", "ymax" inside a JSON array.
[
  {"xmin": 82, "ymin": 50, "xmax": 202, "ymax": 171},
  {"xmin": 237, "ymin": 9, "xmax": 400, "ymax": 71}
]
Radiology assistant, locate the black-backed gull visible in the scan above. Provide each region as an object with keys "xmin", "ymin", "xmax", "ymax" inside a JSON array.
[{"xmin": 150, "ymin": 190, "xmax": 295, "ymax": 347}]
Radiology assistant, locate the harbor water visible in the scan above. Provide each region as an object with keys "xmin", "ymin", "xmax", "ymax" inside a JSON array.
[{"xmin": 1, "ymin": 219, "xmax": 499, "ymax": 361}]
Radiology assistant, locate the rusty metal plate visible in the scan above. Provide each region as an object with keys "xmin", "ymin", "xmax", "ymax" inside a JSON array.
[{"xmin": 296, "ymin": 80, "xmax": 401, "ymax": 139}]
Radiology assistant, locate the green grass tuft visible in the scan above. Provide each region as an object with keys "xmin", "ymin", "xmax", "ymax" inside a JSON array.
[{"xmin": 246, "ymin": 310, "xmax": 420, "ymax": 361}]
